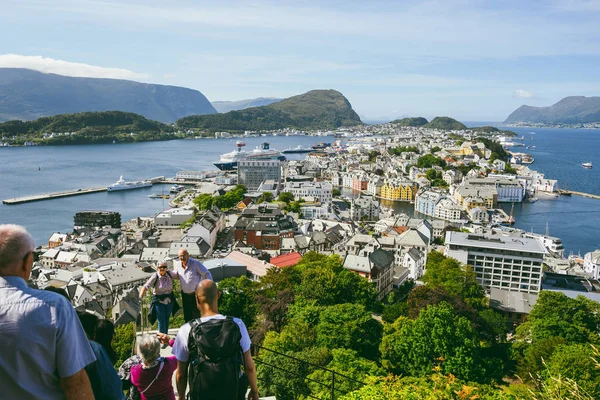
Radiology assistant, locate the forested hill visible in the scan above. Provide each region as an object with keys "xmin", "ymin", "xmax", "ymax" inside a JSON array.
[
  {"xmin": 0, "ymin": 111, "xmax": 174, "ymax": 145},
  {"xmin": 505, "ymin": 96, "xmax": 600, "ymax": 124},
  {"xmin": 177, "ymin": 89, "xmax": 362, "ymax": 132},
  {"xmin": 0, "ymin": 68, "xmax": 217, "ymax": 123},
  {"xmin": 424, "ymin": 116, "xmax": 467, "ymax": 130},
  {"xmin": 390, "ymin": 117, "xmax": 429, "ymax": 127}
]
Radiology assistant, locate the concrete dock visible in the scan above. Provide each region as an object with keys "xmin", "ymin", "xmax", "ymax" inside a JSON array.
[
  {"xmin": 2, "ymin": 187, "xmax": 108, "ymax": 205},
  {"xmin": 558, "ymin": 189, "xmax": 600, "ymax": 200}
]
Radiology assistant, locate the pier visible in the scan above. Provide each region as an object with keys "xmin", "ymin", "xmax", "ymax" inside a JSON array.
[
  {"xmin": 3, "ymin": 187, "xmax": 108, "ymax": 205},
  {"xmin": 558, "ymin": 189, "xmax": 600, "ymax": 200}
]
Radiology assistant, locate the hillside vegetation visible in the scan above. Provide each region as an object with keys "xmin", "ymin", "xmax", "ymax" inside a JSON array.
[
  {"xmin": 424, "ymin": 116, "xmax": 468, "ymax": 130},
  {"xmin": 177, "ymin": 89, "xmax": 362, "ymax": 132},
  {"xmin": 0, "ymin": 111, "xmax": 175, "ymax": 145},
  {"xmin": 390, "ymin": 117, "xmax": 429, "ymax": 127},
  {"xmin": 0, "ymin": 68, "xmax": 216, "ymax": 123}
]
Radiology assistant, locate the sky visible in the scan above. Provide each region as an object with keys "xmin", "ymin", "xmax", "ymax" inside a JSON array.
[{"xmin": 1, "ymin": 0, "xmax": 600, "ymax": 121}]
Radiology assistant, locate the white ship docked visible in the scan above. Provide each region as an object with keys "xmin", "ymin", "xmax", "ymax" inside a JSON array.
[
  {"xmin": 214, "ymin": 142, "xmax": 285, "ymax": 171},
  {"xmin": 107, "ymin": 175, "xmax": 152, "ymax": 192}
]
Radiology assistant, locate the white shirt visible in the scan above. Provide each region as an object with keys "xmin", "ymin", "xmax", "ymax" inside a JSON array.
[
  {"xmin": 172, "ymin": 314, "xmax": 251, "ymax": 362},
  {"xmin": 174, "ymin": 257, "xmax": 212, "ymax": 294}
]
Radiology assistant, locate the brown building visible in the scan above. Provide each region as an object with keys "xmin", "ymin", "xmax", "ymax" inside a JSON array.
[{"xmin": 234, "ymin": 204, "xmax": 295, "ymax": 250}]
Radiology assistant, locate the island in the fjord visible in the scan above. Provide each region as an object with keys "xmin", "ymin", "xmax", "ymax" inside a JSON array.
[
  {"xmin": 177, "ymin": 89, "xmax": 363, "ymax": 132},
  {"xmin": 505, "ymin": 96, "xmax": 600, "ymax": 128},
  {"xmin": 0, "ymin": 68, "xmax": 217, "ymax": 123},
  {"xmin": 0, "ymin": 111, "xmax": 175, "ymax": 145}
]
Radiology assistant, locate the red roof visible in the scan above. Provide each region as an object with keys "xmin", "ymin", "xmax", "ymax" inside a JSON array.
[{"xmin": 270, "ymin": 252, "xmax": 303, "ymax": 268}]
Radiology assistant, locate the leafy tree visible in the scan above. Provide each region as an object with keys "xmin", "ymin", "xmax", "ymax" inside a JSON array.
[
  {"xmin": 278, "ymin": 191, "xmax": 294, "ymax": 204},
  {"xmin": 342, "ymin": 374, "xmax": 515, "ymax": 400},
  {"xmin": 315, "ymin": 303, "xmax": 383, "ymax": 360},
  {"xmin": 332, "ymin": 188, "xmax": 341, "ymax": 197},
  {"xmin": 113, "ymin": 322, "xmax": 136, "ymax": 367},
  {"xmin": 380, "ymin": 302, "xmax": 484, "ymax": 382},
  {"xmin": 545, "ymin": 344, "xmax": 600, "ymax": 398},
  {"xmin": 382, "ymin": 302, "xmax": 408, "ymax": 323},
  {"xmin": 257, "ymin": 192, "xmax": 274, "ymax": 203},
  {"xmin": 307, "ymin": 349, "xmax": 385, "ymax": 400},
  {"xmin": 430, "ymin": 146, "xmax": 441, "ymax": 153},
  {"xmin": 422, "ymin": 251, "xmax": 486, "ymax": 309},
  {"xmin": 218, "ymin": 276, "xmax": 259, "ymax": 328},
  {"xmin": 416, "ymin": 154, "xmax": 446, "ymax": 169},
  {"xmin": 389, "ymin": 145, "xmax": 420, "ymax": 156},
  {"xmin": 367, "ymin": 150, "xmax": 380, "ymax": 162}
]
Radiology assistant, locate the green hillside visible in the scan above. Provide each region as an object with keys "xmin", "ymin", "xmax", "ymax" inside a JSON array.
[
  {"xmin": 390, "ymin": 117, "xmax": 429, "ymax": 127},
  {"xmin": 470, "ymin": 125, "xmax": 517, "ymax": 137},
  {"xmin": 177, "ymin": 89, "xmax": 362, "ymax": 132},
  {"xmin": 424, "ymin": 116, "xmax": 467, "ymax": 130},
  {"xmin": 0, "ymin": 111, "xmax": 175, "ymax": 145}
]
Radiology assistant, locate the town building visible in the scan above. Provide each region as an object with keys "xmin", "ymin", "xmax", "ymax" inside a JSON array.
[
  {"xmin": 343, "ymin": 249, "xmax": 395, "ymax": 300},
  {"xmin": 444, "ymin": 232, "xmax": 546, "ymax": 293},
  {"xmin": 74, "ymin": 211, "xmax": 121, "ymax": 228},
  {"xmin": 234, "ymin": 204, "xmax": 295, "ymax": 250},
  {"xmin": 350, "ymin": 196, "xmax": 380, "ymax": 221},
  {"xmin": 238, "ymin": 160, "xmax": 281, "ymax": 190},
  {"xmin": 283, "ymin": 181, "xmax": 332, "ymax": 203},
  {"xmin": 380, "ymin": 179, "xmax": 418, "ymax": 201}
]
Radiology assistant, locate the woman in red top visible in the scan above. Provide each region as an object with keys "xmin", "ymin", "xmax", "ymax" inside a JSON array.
[{"xmin": 131, "ymin": 334, "xmax": 177, "ymax": 400}]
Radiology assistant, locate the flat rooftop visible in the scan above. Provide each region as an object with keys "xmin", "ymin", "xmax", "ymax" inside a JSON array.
[{"xmin": 446, "ymin": 231, "xmax": 546, "ymax": 254}]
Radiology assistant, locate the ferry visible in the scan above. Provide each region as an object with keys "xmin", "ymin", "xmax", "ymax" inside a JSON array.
[
  {"xmin": 214, "ymin": 142, "xmax": 285, "ymax": 171},
  {"xmin": 312, "ymin": 142, "xmax": 331, "ymax": 150},
  {"xmin": 582, "ymin": 162, "xmax": 593, "ymax": 169},
  {"xmin": 282, "ymin": 145, "xmax": 312, "ymax": 154},
  {"xmin": 170, "ymin": 184, "xmax": 185, "ymax": 193},
  {"xmin": 107, "ymin": 176, "xmax": 152, "ymax": 192}
]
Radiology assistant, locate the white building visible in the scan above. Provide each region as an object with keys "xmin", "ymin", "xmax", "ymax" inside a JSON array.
[
  {"xmin": 415, "ymin": 190, "xmax": 443, "ymax": 217},
  {"xmin": 403, "ymin": 248, "xmax": 425, "ymax": 280},
  {"xmin": 434, "ymin": 198, "xmax": 463, "ymax": 223},
  {"xmin": 154, "ymin": 208, "xmax": 195, "ymax": 227},
  {"xmin": 444, "ymin": 232, "xmax": 546, "ymax": 293},
  {"xmin": 283, "ymin": 181, "xmax": 333, "ymax": 203},
  {"xmin": 583, "ymin": 249, "xmax": 600, "ymax": 279},
  {"xmin": 350, "ymin": 196, "xmax": 380, "ymax": 221},
  {"xmin": 468, "ymin": 207, "xmax": 489, "ymax": 224}
]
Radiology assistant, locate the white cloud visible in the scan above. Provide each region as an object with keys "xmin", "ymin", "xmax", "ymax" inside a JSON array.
[
  {"xmin": 514, "ymin": 89, "xmax": 534, "ymax": 98},
  {"xmin": 163, "ymin": 73, "xmax": 176, "ymax": 79},
  {"xmin": 0, "ymin": 54, "xmax": 150, "ymax": 80}
]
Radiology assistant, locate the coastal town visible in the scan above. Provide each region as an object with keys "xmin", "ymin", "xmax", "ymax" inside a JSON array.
[{"xmin": 28, "ymin": 121, "xmax": 600, "ymax": 331}]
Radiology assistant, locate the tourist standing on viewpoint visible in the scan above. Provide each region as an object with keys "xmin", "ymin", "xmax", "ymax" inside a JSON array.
[
  {"xmin": 140, "ymin": 260, "xmax": 180, "ymax": 335},
  {"xmin": 175, "ymin": 249, "xmax": 212, "ymax": 322},
  {"xmin": 172, "ymin": 280, "xmax": 259, "ymax": 400},
  {"xmin": 0, "ymin": 224, "xmax": 96, "ymax": 399}
]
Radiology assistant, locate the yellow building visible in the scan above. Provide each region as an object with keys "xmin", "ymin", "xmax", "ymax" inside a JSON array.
[{"xmin": 380, "ymin": 180, "xmax": 418, "ymax": 201}]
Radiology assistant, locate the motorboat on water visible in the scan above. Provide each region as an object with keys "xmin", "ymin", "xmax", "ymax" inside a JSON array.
[
  {"xmin": 170, "ymin": 184, "xmax": 185, "ymax": 193},
  {"xmin": 582, "ymin": 162, "xmax": 593, "ymax": 169},
  {"xmin": 148, "ymin": 193, "xmax": 170, "ymax": 199},
  {"xmin": 107, "ymin": 175, "xmax": 152, "ymax": 192}
]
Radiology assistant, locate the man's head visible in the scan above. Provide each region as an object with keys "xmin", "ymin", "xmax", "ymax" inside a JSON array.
[
  {"xmin": 0, "ymin": 224, "xmax": 35, "ymax": 279},
  {"xmin": 178, "ymin": 249, "xmax": 189, "ymax": 265},
  {"xmin": 195, "ymin": 279, "xmax": 220, "ymax": 314}
]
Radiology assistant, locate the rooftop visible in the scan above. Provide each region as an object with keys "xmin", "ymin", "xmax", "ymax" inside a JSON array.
[{"xmin": 445, "ymin": 231, "xmax": 546, "ymax": 254}]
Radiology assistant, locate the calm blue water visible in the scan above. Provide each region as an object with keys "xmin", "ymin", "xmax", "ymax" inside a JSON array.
[{"xmin": 0, "ymin": 129, "xmax": 599, "ymax": 255}]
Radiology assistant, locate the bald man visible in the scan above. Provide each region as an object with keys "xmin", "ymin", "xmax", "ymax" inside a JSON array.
[
  {"xmin": 172, "ymin": 280, "xmax": 258, "ymax": 400},
  {"xmin": 0, "ymin": 224, "xmax": 96, "ymax": 399},
  {"xmin": 174, "ymin": 248, "xmax": 212, "ymax": 322}
]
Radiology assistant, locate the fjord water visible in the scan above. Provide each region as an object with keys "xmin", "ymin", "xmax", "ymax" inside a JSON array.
[{"xmin": 0, "ymin": 128, "xmax": 599, "ymax": 255}]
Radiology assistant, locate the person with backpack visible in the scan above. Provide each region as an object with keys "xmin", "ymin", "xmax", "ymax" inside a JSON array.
[
  {"xmin": 171, "ymin": 279, "xmax": 259, "ymax": 400},
  {"xmin": 140, "ymin": 261, "xmax": 180, "ymax": 336}
]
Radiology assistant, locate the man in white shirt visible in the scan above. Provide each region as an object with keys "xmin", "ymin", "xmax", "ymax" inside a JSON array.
[
  {"xmin": 176, "ymin": 248, "xmax": 212, "ymax": 322},
  {"xmin": 172, "ymin": 280, "xmax": 259, "ymax": 400}
]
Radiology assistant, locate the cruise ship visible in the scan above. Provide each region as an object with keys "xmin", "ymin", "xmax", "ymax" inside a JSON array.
[
  {"xmin": 214, "ymin": 142, "xmax": 285, "ymax": 171},
  {"xmin": 107, "ymin": 176, "xmax": 152, "ymax": 192}
]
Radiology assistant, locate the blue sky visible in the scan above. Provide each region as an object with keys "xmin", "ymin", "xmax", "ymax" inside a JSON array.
[{"xmin": 1, "ymin": 0, "xmax": 600, "ymax": 121}]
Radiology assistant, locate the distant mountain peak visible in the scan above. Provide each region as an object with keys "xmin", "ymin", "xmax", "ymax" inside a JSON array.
[
  {"xmin": 0, "ymin": 68, "xmax": 216, "ymax": 123},
  {"xmin": 178, "ymin": 89, "xmax": 362, "ymax": 132},
  {"xmin": 212, "ymin": 97, "xmax": 282, "ymax": 113},
  {"xmin": 505, "ymin": 96, "xmax": 600, "ymax": 124}
]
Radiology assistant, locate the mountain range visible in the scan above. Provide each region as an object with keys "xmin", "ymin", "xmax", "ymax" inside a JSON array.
[
  {"xmin": 0, "ymin": 68, "xmax": 216, "ymax": 123},
  {"xmin": 505, "ymin": 96, "xmax": 600, "ymax": 124},
  {"xmin": 177, "ymin": 89, "xmax": 362, "ymax": 132},
  {"xmin": 211, "ymin": 97, "xmax": 282, "ymax": 113}
]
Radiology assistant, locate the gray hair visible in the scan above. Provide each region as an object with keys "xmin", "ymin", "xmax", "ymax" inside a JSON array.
[
  {"xmin": 138, "ymin": 334, "xmax": 161, "ymax": 366},
  {"xmin": 0, "ymin": 224, "xmax": 35, "ymax": 271}
]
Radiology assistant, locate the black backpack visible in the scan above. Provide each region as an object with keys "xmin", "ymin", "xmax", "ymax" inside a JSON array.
[{"xmin": 187, "ymin": 316, "xmax": 246, "ymax": 400}]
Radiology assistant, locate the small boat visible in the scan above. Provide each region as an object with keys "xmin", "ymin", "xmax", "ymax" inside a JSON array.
[
  {"xmin": 148, "ymin": 193, "xmax": 170, "ymax": 199},
  {"xmin": 582, "ymin": 162, "xmax": 593, "ymax": 169},
  {"xmin": 283, "ymin": 145, "xmax": 312, "ymax": 154}
]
